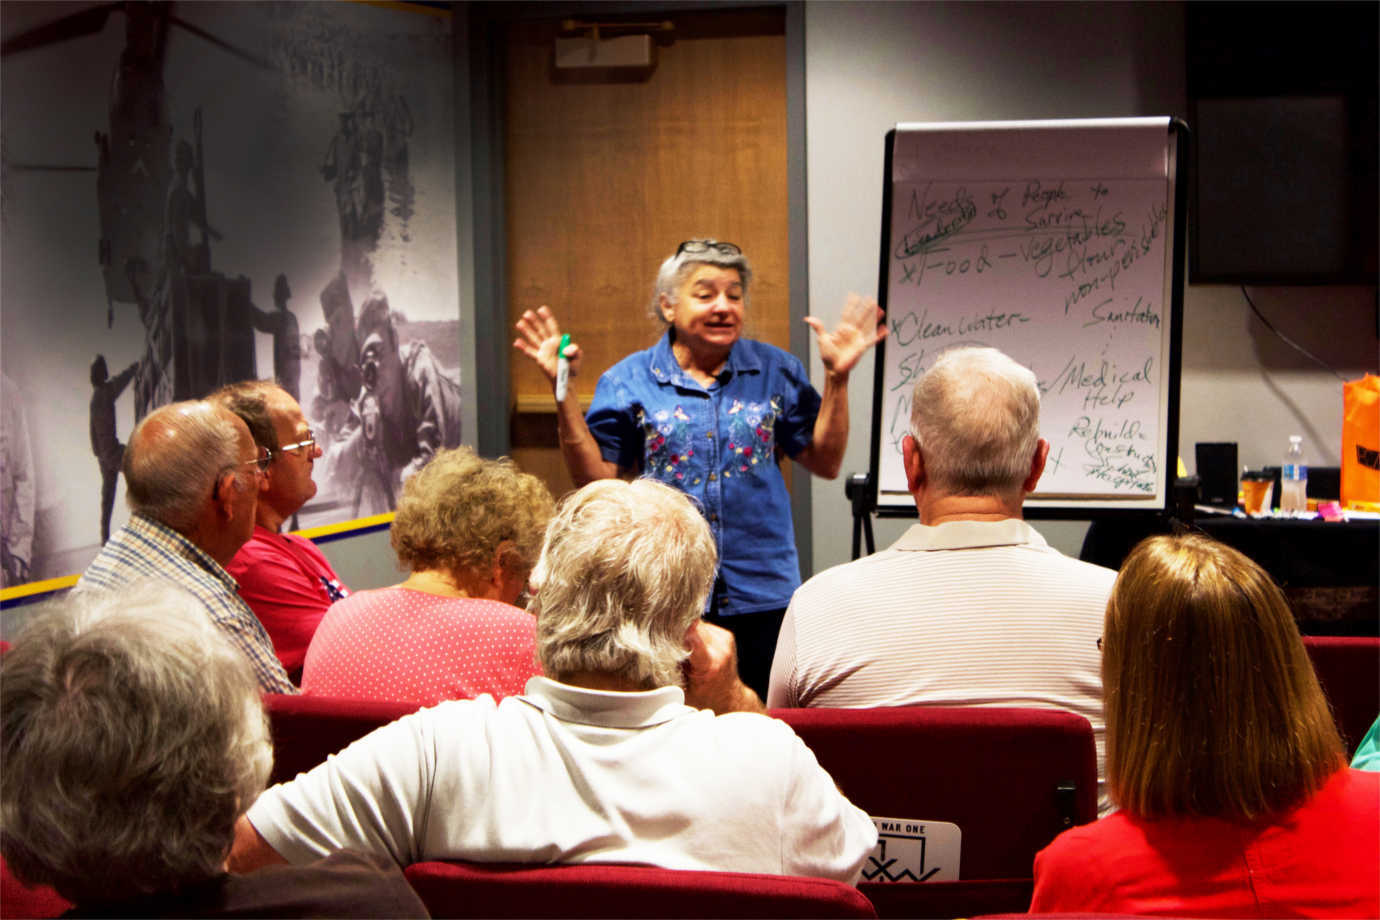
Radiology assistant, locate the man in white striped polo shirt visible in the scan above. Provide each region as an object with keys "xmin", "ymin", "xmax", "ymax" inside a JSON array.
[{"xmin": 767, "ymin": 346, "xmax": 1115, "ymax": 815}]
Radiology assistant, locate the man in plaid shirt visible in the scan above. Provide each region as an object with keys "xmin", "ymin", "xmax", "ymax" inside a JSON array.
[{"xmin": 76, "ymin": 400, "xmax": 296, "ymax": 694}]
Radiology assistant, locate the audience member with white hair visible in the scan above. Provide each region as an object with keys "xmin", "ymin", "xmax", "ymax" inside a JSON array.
[
  {"xmin": 75, "ymin": 399, "xmax": 296, "ymax": 693},
  {"xmin": 230, "ymin": 478, "xmax": 877, "ymax": 881},
  {"xmin": 768, "ymin": 345, "xmax": 1117, "ymax": 814},
  {"xmin": 0, "ymin": 582, "xmax": 427, "ymax": 917}
]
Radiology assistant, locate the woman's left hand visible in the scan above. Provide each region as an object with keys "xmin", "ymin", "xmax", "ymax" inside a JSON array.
[{"xmin": 804, "ymin": 294, "xmax": 887, "ymax": 377}]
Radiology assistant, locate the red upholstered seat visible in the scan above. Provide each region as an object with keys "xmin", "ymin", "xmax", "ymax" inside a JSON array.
[
  {"xmin": 1303, "ymin": 635, "xmax": 1380, "ymax": 755},
  {"xmin": 262, "ymin": 692, "xmax": 423, "ymax": 786},
  {"xmin": 771, "ymin": 706, "xmax": 1098, "ymax": 919},
  {"xmin": 262, "ymin": 696, "xmax": 1095, "ymax": 918},
  {"xmin": 974, "ymin": 913, "xmax": 1151, "ymax": 919},
  {"xmin": 1, "ymin": 856, "xmax": 71, "ymax": 919},
  {"xmin": 403, "ymin": 860, "xmax": 878, "ymax": 919}
]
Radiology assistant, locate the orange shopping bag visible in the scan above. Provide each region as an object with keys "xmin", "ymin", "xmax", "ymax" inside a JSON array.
[{"xmin": 1342, "ymin": 374, "xmax": 1380, "ymax": 511}]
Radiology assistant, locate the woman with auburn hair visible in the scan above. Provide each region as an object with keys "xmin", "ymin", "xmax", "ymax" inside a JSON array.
[
  {"xmin": 301, "ymin": 447, "xmax": 554, "ymax": 705},
  {"xmin": 1030, "ymin": 533, "xmax": 1379, "ymax": 918}
]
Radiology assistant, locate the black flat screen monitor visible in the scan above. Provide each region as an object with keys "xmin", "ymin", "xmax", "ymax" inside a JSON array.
[{"xmin": 1187, "ymin": 2, "xmax": 1378, "ymax": 285}]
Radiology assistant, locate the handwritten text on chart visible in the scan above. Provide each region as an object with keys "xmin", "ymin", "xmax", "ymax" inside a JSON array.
[
  {"xmin": 882, "ymin": 169, "xmax": 1169, "ymax": 498},
  {"xmin": 891, "ymin": 307, "xmax": 1030, "ymax": 348},
  {"xmin": 893, "ymin": 180, "xmax": 1168, "ymax": 326},
  {"xmin": 1045, "ymin": 355, "xmax": 1154, "ymax": 411},
  {"xmin": 1068, "ymin": 414, "xmax": 1157, "ymax": 493},
  {"xmin": 884, "ymin": 353, "xmax": 1157, "ymax": 459}
]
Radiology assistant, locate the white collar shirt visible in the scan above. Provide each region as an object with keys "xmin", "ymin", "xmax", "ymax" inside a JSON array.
[
  {"xmin": 769, "ymin": 517, "xmax": 1115, "ymax": 815},
  {"xmin": 247, "ymin": 676, "xmax": 877, "ymax": 882}
]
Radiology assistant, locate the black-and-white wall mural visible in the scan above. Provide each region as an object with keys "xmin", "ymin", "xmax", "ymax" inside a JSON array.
[{"xmin": 1, "ymin": 1, "xmax": 460, "ymax": 590}]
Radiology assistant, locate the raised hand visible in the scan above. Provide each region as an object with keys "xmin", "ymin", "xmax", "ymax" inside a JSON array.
[
  {"xmin": 513, "ymin": 305, "xmax": 581, "ymax": 388},
  {"xmin": 803, "ymin": 293, "xmax": 887, "ymax": 377}
]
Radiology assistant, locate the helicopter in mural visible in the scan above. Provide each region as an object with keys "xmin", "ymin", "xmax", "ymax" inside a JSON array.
[{"xmin": 2, "ymin": 1, "xmax": 273, "ymax": 418}]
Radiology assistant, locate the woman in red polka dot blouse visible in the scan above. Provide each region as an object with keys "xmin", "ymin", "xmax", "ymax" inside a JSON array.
[{"xmin": 301, "ymin": 447, "xmax": 554, "ymax": 705}]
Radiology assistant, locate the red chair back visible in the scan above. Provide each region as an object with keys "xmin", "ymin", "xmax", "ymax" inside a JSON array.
[
  {"xmin": 771, "ymin": 706, "xmax": 1097, "ymax": 919},
  {"xmin": 403, "ymin": 860, "xmax": 877, "ymax": 918},
  {"xmin": 1, "ymin": 857, "xmax": 71, "ymax": 919},
  {"xmin": 263, "ymin": 693, "xmax": 423, "ymax": 786},
  {"xmin": 1303, "ymin": 635, "xmax": 1380, "ymax": 754},
  {"xmin": 261, "ymin": 696, "xmax": 1095, "ymax": 918}
]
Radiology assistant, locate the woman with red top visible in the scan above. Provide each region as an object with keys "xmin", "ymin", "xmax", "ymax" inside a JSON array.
[
  {"xmin": 1030, "ymin": 533, "xmax": 1379, "ymax": 917},
  {"xmin": 302, "ymin": 446, "xmax": 554, "ymax": 705}
]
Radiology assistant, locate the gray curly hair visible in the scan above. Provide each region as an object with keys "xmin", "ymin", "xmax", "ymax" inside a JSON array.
[
  {"xmin": 529, "ymin": 478, "xmax": 718, "ymax": 689},
  {"xmin": 648, "ymin": 238, "xmax": 753, "ymax": 323},
  {"xmin": 0, "ymin": 581, "xmax": 272, "ymax": 904}
]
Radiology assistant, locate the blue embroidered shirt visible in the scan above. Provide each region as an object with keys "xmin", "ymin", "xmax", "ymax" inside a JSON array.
[{"xmin": 586, "ymin": 333, "xmax": 821, "ymax": 615}]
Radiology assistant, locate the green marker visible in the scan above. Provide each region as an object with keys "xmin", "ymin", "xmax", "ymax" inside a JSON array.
[{"xmin": 555, "ymin": 333, "xmax": 571, "ymax": 401}]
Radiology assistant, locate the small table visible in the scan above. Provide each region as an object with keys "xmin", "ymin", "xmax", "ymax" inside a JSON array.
[{"xmin": 1081, "ymin": 515, "xmax": 1379, "ymax": 636}]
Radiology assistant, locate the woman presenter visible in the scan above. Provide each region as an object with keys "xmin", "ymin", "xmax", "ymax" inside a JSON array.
[{"xmin": 514, "ymin": 239, "xmax": 883, "ymax": 697}]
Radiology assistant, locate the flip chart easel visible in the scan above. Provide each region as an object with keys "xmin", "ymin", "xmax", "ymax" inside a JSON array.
[{"xmin": 867, "ymin": 117, "xmax": 1187, "ymax": 516}]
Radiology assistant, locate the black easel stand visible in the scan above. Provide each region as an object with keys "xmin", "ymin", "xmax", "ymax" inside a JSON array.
[{"xmin": 846, "ymin": 472, "xmax": 875, "ymax": 561}]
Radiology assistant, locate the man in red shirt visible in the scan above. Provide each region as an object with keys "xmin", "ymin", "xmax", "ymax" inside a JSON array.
[{"xmin": 214, "ymin": 381, "xmax": 350, "ymax": 683}]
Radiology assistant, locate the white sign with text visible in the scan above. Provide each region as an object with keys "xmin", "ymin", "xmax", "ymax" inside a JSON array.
[{"xmin": 862, "ymin": 816, "xmax": 962, "ymax": 883}]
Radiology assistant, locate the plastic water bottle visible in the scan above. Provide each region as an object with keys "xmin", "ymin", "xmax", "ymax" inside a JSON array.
[{"xmin": 1281, "ymin": 435, "xmax": 1308, "ymax": 512}]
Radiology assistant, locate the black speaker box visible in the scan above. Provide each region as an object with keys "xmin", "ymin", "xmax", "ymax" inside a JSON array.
[{"xmin": 1195, "ymin": 442, "xmax": 1239, "ymax": 507}]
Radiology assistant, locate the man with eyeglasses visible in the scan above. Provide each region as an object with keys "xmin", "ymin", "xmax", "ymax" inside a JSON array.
[
  {"xmin": 214, "ymin": 381, "xmax": 350, "ymax": 684},
  {"xmin": 76, "ymin": 400, "xmax": 297, "ymax": 694}
]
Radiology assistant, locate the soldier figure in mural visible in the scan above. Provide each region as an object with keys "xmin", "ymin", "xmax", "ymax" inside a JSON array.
[
  {"xmin": 383, "ymin": 88, "xmax": 414, "ymax": 233},
  {"xmin": 321, "ymin": 111, "xmax": 360, "ymax": 243},
  {"xmin": 125, "ymin": 257, "xmax": 174, "ymax": 419},
  {"xmin": 356, "ymin": 110, "xmax": 385, "ymax": 246},
  {"xmin": 250, "ymin": 273, "xmax": 304, "ymax": 402},
  {"xmin": 1, "ymin": 376, "xmax": 36, "ymax": 588},
  {"xmin": 319, "ymin": 292, "xmax": 461, "ymax": 518},
  {"xmin": 310, "ymin": 272, "xmax": 363, "ymax": 446},
  {"xmin": 321, "ymin": 108, "xmax": 386, "ymax": 287},
  {"xmin": 89, "ymin": 355, "xmax": 140, "ymax": 545},
  {"xmin": 165, "ymin": 137, "xmax": 211, "ymax": 275},
  {"xmin": 356, "ymin": 293, "xmax": 461, "ymax": 482},
  {"xmin": 124, "ymin": 113, "xmax": 255, "ymax": 420},
  {"xmin": 383, "ymin": 90, "xmax": 412, "ymax": 181}
]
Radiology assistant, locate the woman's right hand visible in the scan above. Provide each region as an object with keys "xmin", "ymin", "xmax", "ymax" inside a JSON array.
[{"xmin": 513, "ymin": 306, "xmax": 582, "ymax": 390}]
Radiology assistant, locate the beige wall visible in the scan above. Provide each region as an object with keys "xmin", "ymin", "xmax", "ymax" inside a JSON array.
[
  {"xmin": 277, "ymin": 1, "xmax": 1379, "ymax": 594},
  {"xmin": 801, "ymin": 1, "xmax": 1376, "ymax": 567}
]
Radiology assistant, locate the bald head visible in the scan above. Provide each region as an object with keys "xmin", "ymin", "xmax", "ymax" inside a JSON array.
[{"xmin": 123, "ymin": 401, "xmax": 249, "ymax": 533}]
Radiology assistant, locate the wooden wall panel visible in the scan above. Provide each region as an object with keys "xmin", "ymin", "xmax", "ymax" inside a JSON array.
[{"xmin": 504, "ymin": 9, "xmax": 788, "ymax": 498}]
